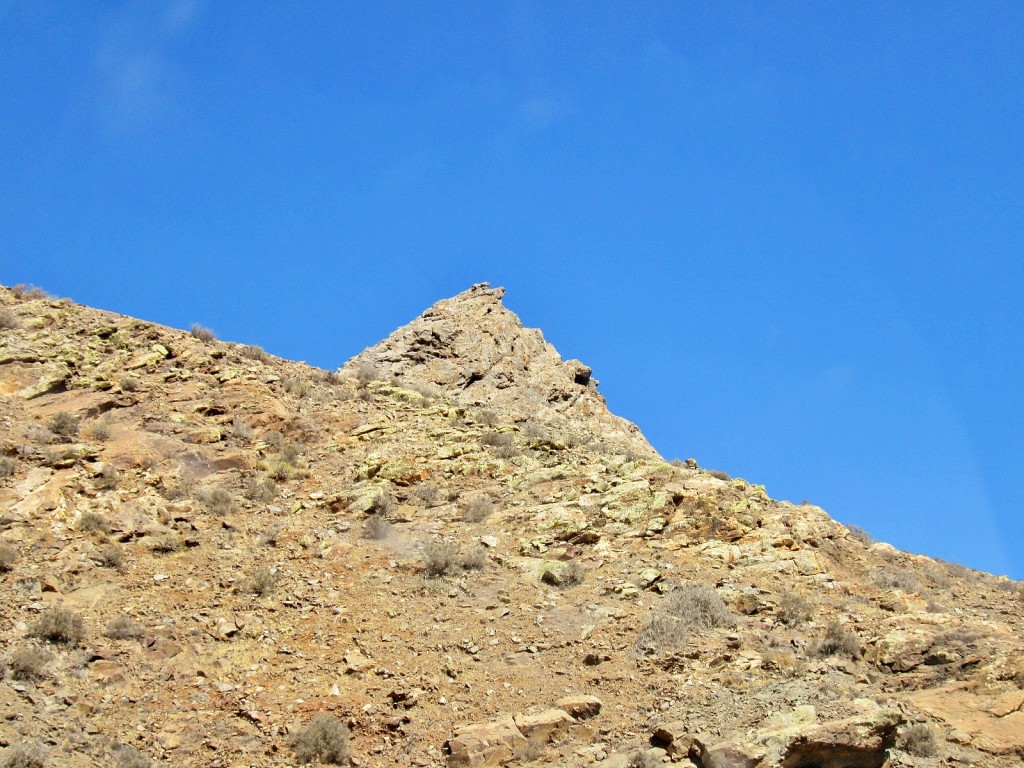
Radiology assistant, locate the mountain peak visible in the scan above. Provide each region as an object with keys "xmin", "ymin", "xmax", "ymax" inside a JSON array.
[{"xmin": 342, "ymin": 284, "xmax": 657, "ymax": 457}]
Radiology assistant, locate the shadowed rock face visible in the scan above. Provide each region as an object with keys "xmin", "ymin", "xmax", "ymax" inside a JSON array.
[{"xmin": 341, "ymin": 283, "xmax": 658, "ymax": 457}]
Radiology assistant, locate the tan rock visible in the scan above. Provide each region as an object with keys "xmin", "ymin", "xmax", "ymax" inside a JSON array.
[{"xmin": 446, "ymin": 716, "xmax": 527, "ymax": 767}]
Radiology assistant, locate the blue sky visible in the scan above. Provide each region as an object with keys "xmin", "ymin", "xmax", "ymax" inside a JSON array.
[{"xmin": 2, "ymin": 2, "xmax": 1022, "ymax": 578}]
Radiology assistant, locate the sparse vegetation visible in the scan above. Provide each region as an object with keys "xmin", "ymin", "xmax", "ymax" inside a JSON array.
[
  {"xmin": 89, "ymin": 420, "xmax": 111, "ymax": 441},
  {"xmin": 410, "ymin": 483, "xmax": 439, "ymax": 507},
  {"xmin": 195, "ymin": 487, "xmax": 233, "ymax": 515},
  {"xmin": 120, "ymin": 377, "xmax": 140, "ymax": 392},
  {"xmin": 112, "ymin": 746, "xmax": 152, "ymax": 768},
  {"xmin": 49, "ymin": 412, "xmax": 79, "ymax": 441},
  {"xmin": 244, "ymin": 474, "xmax": 278, "ymax": 502},
  {"xmin": 522, "ymin": 419, "xmax": 548, "ymax": 441},
  {"xmin": 777, "ymin": 592, "xmax": 813, "ymax": 626},
  {"xmin": 810, "ymin": 621, "xmax": 861, "ymax": 659},
  {"xmin": 897, "ymin": 723, "xmax": 938, "ymax": 757},
  {"xmin": 636, "ymin": 583, "xmax": 735, "ymax": 654},
  {"xmin": 291, "ymin": 713, "xmax": 350, "ymax": 765},
  {"xmin": 0, "ymin": 544, "xmax": 17, "ymax": 571},
  {"xmin": 707, "ymin": 469, "xmax": 731, "ymax": 481},
  {"xmin": 363, "ymin": 513, "xmax": 392, "ymax": 540},
  {"xmin": 423, "ymin": 541, "xmax": 459, "ymax": 577},
  {"xmin": 190, "ymin": 323, "xmax": 216, "ymax": 342},
  {"xmin": 370, "ymin": 491, "xmax": 395, "ymax": 517},
  {"xmin": 541, "ymin": 561, "xmax": 584, "ymax": 588},
  {"xmin": 12, "ymin": 283, "xmax": 50, "ymax": 300},
  {"xmin": 480, "ymin": 430, "xmax": 514, "ymax": 450},
  {"xmin": 7, "ymin": 646, "xmax": 50, "ymax": 681},
  {"xmin": 875, "ymin": 567, "xmax": 921, "ymax": 593},
  {"xmin": 105, "ymin": 616, "xmax": 144, "ymax": 640},
  {"xmin": 460, "ymin": 545, "xmax": 488, "ymax": 571},
  {"xmin": 847, "ymin": 525, "xmax": 873, "ymax": 545},
  {"xmin": 241, "ymin": 566, "xmax": 276, "ymax": 596},
  {"xmin": 29, "ymin": 607, "xmax": 85, "ymax": 645},
  {"xmin": 150, "ymin": 533, "xmax": 184, "ymax": 553},
  {"xmin": 93, "ymin": 543, "xmax": 125, "ymax": 570},
  {"xmin": 1, "ymin": 743, "xmax": 46, "ymax": 768},
  {"xmin": 354, "ymin": 363, "xmax": 380, "ymax": 388},
  {"xmin": 258, "ymin": 522, "xmax": 284, "ymax": 547},
  {"xmin": 460, "ymin": 494, "xmax": 495, "ymax": 523},
  {"xmin": 241, "ymin": 344, "xmax": 269, "ymax": 361},
  {"xmin": 0, "ymin": 456, "xmax": 15, "ymax": 478},
  {"xmin": 78, "ymin": 511, "xmax": 111, "ymax": 534},
  {"xmin": 0, "ymin": 308, "xmax": 20, "ymax": 329}
]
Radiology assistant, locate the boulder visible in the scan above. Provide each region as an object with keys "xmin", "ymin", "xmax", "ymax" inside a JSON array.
[{"xmin": 446, "ymin": 717, "xmax": 527, "ymax": 767}]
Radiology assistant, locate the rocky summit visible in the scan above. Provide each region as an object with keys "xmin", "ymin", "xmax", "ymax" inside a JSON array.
[{"xmin": 0, "ymin": 282, "xmax": 1022, "ymax": 768}]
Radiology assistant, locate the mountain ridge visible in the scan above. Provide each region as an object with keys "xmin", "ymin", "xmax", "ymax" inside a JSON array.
[{"xmin": 0, "ymin": 283, "xmax": 1022, "ymax": 768}]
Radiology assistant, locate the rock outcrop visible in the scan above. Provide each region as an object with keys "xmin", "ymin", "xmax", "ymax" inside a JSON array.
[{"xmin": 341, "ymin": 283, "xmax": 657, "ymax": 457}]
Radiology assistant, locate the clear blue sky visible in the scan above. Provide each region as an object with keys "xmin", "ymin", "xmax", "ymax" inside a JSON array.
[{"xmin": 2, "ymin": 2, "xmax": 1022, "ymax": 578}]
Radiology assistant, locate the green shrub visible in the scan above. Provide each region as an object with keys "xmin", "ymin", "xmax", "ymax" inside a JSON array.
[
  {"xmin": 29, "ymin": 608, "xmax": 85, "ymax": 645},
  {"xmin": 291, "ymin": 713, "xmax": 350, "ymax": 764}
]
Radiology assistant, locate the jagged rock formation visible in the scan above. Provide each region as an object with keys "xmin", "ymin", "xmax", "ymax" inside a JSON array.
[
  {"xmin": 341, "ymin": 283, "xmax": 657, "ymax": 458},
  {"xmin": 0, "ymin": 283, "xmax": 1022, "ymax": 768}
]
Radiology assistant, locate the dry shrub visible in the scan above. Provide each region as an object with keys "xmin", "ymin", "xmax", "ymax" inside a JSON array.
[
  {"xmin": 897, "ymin": 723, "xmax": 938, "ymax": 757},
  {"xmin": 12, "ymin": 284, "xmax": 50, "ymax": 300},
  {"xmin": 96, "ymin": 464, "xmax": 119, "ymax": 489},
  {"xmin": 241, "ymin": 567, "xmax": 276, "ymax": 596},
  {"xmin": 480, "ymin": 430, "xmax": 514, "ymax": 450},
  {"xmin": 105, "ymin": 616, "xmax": 144, "ymax": 640},
  {"xmin": 0, "ymin": 456, "xmax": 15, "ymax": 478},
  {"xmin": 460, "ymin": 545, "xmax": 488, "ymax": 571},
  {"xmin": 195, "ymin": 487, "xmax": 233, "ymax": 515},
  {"xmin": 636, "ymin": 583, "xmax": 735, "ymax": 654},
  {"xmin": 522, "ymin": 419, "xmax": 548, "ymax": 441},
  {"xmin": 89, "ymin": 420, "xmax": 111, "ymax": 442},
  {"xmin": 707, "ymin": 469, "xmax": 731, "ymax": 481},
  {"xmin": 120, "ymin": 377, "xmax": 140, "ymax": 392},
  {"xmin": 778, "ymin": 592, "xmax": 813, "ymax": 626},
  {"xmin": 190, "ymin": 323, "xmax": 215, "ymax": 342},
  {"xmin": 475, "ymin": 409, "xmax": 499, "ymax": 427},
  {"xmin": 847, "ymin": 525, "xmax": 874, "ymax": 545},
  {"xmin": 541, "ymin": 561, "xmax": 584, "ymax": 588},
  {"xmin": 0, "ymin": 544, "xmax": 17, "ymax": 572},
  {"xmin": 150, "ymin": 533, "xmax": 184, "ymax": 553},
  {"xmin": 354, "ymin": 363, "xmax": 380, "ymax": 388},
  {"xmin": 291, "ymin": 713, "xmax": 350, "ymax": 764},
  {"xmin": 1, "ymin": 743, "xmax": 46, "ymax": 768},
  {"xmin": 78, "ymin": 511, "xmax": 111, "ymax": 534},
  {"xmin": 112, "ymin": 746, "xmax": 152, "ymax": 768},
  {"xmin": 258, "ymin": 522, "xmax": 284, "ymax": 547},
  {"xmin": 410, "ymin": 483, "xmax": 439, "ymax": 507},
  {"xmin": 0, "ymin": 308, "xmax": 20, "ymax": 329},
  {"xmin": 363, "ymin": 514, "xmax": 391, "ymax": 540},
  {"xmin": 282, "ymin": 377, "xmax": 311, "ymax": 397},
  {"xmin": 49, "ymin": 412, "xmax": 79, "ymax": 441},
  {"xmin": 811, "ymin": 621, "xmax": 862, "ymax": 658},
  {"xmin": 240, "ymin": 344, "xmax": 268, "ymax": 362},
  {"xmin": 875, "ymin": 567, "xmax": 921, "ymax": 593},
  {"xmin": 423, "ymin": 541, "xmax": 460, "ymax": 578},
  {"xmin": 29, "ymin": 608, "xmax": 85, "ymax": 645},
  {"xmin": 370, "ymin": 492, "xmax": 395, "ymax": 516},
  {"xmin": 460, "ymin": 495, "xmax": 495, "ymax": 523},
  {"xmin": 244, "ymin": 474, "xmax": 278, "ymax": 502},
  {"xmin": 93, "ymin": 544, "xmax": 125, "ymax": 570},
  {"xmin": 7, "ymin": 646, "xmax": 50, "ymax": 681}
]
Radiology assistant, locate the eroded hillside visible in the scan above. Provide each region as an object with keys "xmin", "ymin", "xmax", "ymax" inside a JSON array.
[{"xmin": 0, "ymin": 283, "xmax": 1022, "ymax": 768}]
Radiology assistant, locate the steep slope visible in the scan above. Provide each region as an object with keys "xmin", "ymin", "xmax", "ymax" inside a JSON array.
[
  {"xmin": 0, "ymin": 284, "xmax": 1021, "ymax": 768},
  {"xmin": 341, "ymin": 283, "xmax": 657, "ymax": 459}
]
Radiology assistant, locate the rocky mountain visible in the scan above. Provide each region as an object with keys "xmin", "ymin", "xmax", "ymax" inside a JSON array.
[{"xmin": 0, "ymin": 282, "xmax": 1022, "ymax": 768}]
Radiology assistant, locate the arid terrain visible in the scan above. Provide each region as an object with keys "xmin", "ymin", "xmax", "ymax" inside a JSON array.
[{"xmin": 0, "ymin": 282, "xmax": 1022, "ymax": 768}]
